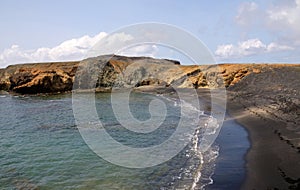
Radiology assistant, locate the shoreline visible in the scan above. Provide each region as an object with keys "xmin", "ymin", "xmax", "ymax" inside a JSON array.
[
  {"xmin": 193, "ymin": 78, "xmax": 300, "ymax": 189},
  {"xmin": 227, "ymin": 91, "xmax": 300, "ymax": 189},
  {"xmin": 195, "ymin": 89, "xmax": 249, "ymax": 189},
  {"xmin": 6, "ymin": 86, "xmax": 250, "ymax": 188},
  {"xmin": 3, "ymin": 85, "xmax": 300, "ymax": 189},
  {"xmin": 207, "ymin": 112, "xmax": 249, "ymax": 189},
  {"xmin": 132, "ymin": 66, "xmax": 300, "ymax": 189}
]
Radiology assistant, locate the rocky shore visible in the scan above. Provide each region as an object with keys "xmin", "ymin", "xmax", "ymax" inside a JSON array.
[{"xmin": 0, "ymin": 61, "xmax": 79, "ymax": 94}]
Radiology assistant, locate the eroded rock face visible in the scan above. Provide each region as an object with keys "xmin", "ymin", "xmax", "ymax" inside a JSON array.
[
  {"xmin": 0, "ymin": 55, "xmax": 297, "ymax": 94},
  {"xmin": 73, "ymin": 55, "xmax": 187, "ymax": 90},
  {"xmin": 0, "ymin": 61, "xmax": 79, "ymax": 94}
]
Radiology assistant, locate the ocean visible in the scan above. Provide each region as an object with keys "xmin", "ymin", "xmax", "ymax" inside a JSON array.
[{"xmin": 0, "ymin": 92, "xmax": 249, "ymax": 189}]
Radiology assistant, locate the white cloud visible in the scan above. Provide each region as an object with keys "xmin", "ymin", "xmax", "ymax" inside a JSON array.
[
  {"xmin": 86, "ymin": 32, "xmax": 135, "ymax": 57},
  {"xmin": 119, "ymin": 44, "xmax": 158, "ymax": 57},
  {"xmin": 0, "ymin": 32, "xmax": 108, "ymax": 68},
  {"xmin": 215, "ymin": 44, "xmax": 235, "ymax": 58},
  {"xmin": 215, "ymin": 38, "xmax": 294, "ymax": 60},
  {"xmin": 239, "ymin": 38, "xmax": 266, "ymax": 54},
  {"xmin": 105, "ymin": 32, "xmax": 134, "ymax": 46},
  {"xmin": 0, "ymin": 31, "xmax": 161, "ymax": 68},
  {"xmin": 266, "ymin": 42, "xmax": 294, "ymax": 52}
]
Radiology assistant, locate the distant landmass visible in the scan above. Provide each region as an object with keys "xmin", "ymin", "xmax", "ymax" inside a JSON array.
[{"xmin": 0, "ymin": 54, "xmax": 297, "ymax": 94}]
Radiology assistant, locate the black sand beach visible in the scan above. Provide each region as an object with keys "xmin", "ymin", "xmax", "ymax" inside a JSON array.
[
  {"xmin": 189, "ymin": 65, "xmax": 300, "ymax": 189},
  {"xmin": 227, "ymin": 66, "xmax": 300, "ymax": 189},
  {"xmin": 135, "ymin": 64, "xmax": 300, "ymax": 189}
]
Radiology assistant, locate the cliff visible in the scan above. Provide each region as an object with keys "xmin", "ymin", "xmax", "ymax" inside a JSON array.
[
  {"xmin": 0, "ymin": 55, "xmax": 298, "ymax": 94},
  {"xmin": 0, "ymin": 61, "xmax": 79, "ymax": 94}
]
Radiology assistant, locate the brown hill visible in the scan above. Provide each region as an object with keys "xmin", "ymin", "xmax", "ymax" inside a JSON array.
[{"xmin": 0, "ymin": 55, "xmax": 298, "ymax": 94}]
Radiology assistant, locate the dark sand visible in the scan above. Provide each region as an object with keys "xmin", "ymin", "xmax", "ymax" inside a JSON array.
[
  {"xmin": 197, "ymin": 67, "xmax": 300, "ymax": 189},
  {"xmin": 227, "ymin": 66, "xmax": 300, "ymax": 189},
  {"xmin": 228, "ymin": 102, "xmax": 300, "ymax": 189},
  {"xmin": 195, "ymin": 85, "xmax": 300, "ymax": 189}
]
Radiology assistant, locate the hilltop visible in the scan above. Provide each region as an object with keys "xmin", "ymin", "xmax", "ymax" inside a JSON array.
[{"xmin": 1, "ymin": 55, "xmax": 298, "ymax": 94}]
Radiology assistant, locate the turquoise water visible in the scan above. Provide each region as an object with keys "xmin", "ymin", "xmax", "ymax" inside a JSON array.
[{"xmin": 0, "ymin": 92, "xmax": 248, "ymax": 189}]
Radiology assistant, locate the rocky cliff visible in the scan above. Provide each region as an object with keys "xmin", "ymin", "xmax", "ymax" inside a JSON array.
[
  {"xmin": 0, "ymin": 61, "xmax": 79, "ymax": 94},
  {"xmin": 0, "ymin": 55, "xmax": 297, "ymax": 94}
]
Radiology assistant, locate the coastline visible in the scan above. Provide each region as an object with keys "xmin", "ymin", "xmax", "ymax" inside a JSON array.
[
  {"xmin": 3, "ymin": 72, "xmax": 300, "ymax": 189},
  {"xmin": 1, "ymin": 57, "xmax": 299, "ymax": 189},
  {"xmin": 194, "ymin": 88, "xmax": 249, "ymax": 189},
  {"xmin": 227, "ymin": 91, "xmax": 300, "ymax": 189},
  {"xmin": 207, "ymin": 113, "xmax": 249, "ymax": 189},
  {"xmin": 194, "ymin": 64, "xmax": 300, "ymax": 189},
  {"xmin": 226, "ymin": 66, "xmax": 300, "ymax": 189},
  {"xmin": 136, "ymin": 87, "xmax": 250, "ymax": 189},
  {"xmin": 74, "ymin": 86, "xmax": 256, "ymax": 188}
]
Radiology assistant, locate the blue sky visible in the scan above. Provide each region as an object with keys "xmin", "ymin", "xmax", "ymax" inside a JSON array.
[{"xmin": 1, "ymin": 0, "xmax": 300, "ymax": 67}]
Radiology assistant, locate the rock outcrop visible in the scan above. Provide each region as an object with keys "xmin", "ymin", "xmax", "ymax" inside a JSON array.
[
  {"xmin": 0, "ymin": 61, "xmax": 79, "ymax": 94},
  {"xmin": 0, "ymin": 55, "xmax": 298, "ymax": 94}
]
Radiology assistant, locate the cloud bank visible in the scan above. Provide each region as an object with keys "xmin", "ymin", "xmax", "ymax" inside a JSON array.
[
  {"xmin": 215, "ymin": 38, "xmax": 293, "ymax": 59},
  {"xmin": 119, "ymin": 45, "xmax": 158, "ymax": 58},
  {"xmin": 216, "ymin": 0, "xmax": 300, "ymax": 61},
  {"xmin": 0, "ymin": 32, "xmax": 160, "ymax": 68},
  {"xmin": 0, "ymin": 32, "xmax": 108, "ymax": 68}
]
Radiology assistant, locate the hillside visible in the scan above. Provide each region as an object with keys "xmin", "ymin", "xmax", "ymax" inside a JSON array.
[{"xmin": 0, "ymin": 55, "xmax": 298, "ymax": 94}]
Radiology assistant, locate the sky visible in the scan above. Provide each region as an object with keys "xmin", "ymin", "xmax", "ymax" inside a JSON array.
[{"xmin": 1, "ymin": 0, "xmax": 300, "ymax": 67}]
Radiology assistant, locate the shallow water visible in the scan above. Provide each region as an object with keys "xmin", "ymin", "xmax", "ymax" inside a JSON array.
[
  {"xmin": 207, "ymin": 117, "xmax": 250, "ymax": 189},
  {"xmin": 0, "ymin": 92, "xmax": 248, "ymax": 189}
]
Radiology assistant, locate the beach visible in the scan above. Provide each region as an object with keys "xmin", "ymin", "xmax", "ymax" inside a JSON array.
[
  {"xmin": 135, "ymin": 64, "xmax": 300, "ymax": 189},
  {"xmin": 227, "ymin": 96, "xmax": 300, "ymax": 189},
  {"xmin": 190, "ymin": 65, "xmax": 300, "ymax": 189},
  {"xmin": 227, "ymin": 66, "xmax": 300, "ymax": 189}
]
